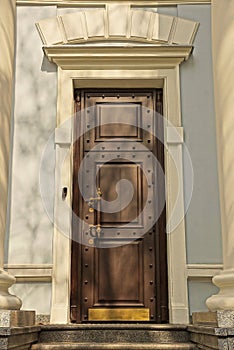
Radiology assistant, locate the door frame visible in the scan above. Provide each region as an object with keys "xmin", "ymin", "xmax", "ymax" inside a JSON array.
[{"xmin": 50, "ymin": 66, "xmax": 189, "ymax": 324}]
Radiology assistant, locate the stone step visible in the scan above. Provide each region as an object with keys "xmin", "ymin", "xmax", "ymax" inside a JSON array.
[
  {"xmin": 38, "ymin": 324, "xmax": 190, "ymax": 344},
  {"xmin": 31, "ymin": 342, "xmax": 197, "ymax": 349}
]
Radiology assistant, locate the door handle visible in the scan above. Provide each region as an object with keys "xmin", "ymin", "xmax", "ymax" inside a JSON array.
[
  {"xmin": 87, "ymin": 188, "xmax": 102, "ymax": 239},
  {"xmin": 89, "ymin": 224, "xmax": 102, "ymax": 238},
  {"xmin": 87, "ymin": 188, "xmax": 102, "ymax": 210}
]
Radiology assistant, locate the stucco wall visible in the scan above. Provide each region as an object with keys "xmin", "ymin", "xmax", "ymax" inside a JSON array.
[
  {"xmin": 179, "ymin": 4, "xmax": 222, "ymax": 264},
  {"xmin": 5, "ymin": 5, "xmax": 57, "ymax": 314}
]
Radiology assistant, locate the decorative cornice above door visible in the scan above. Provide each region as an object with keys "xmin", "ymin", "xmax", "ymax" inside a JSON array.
[
  {"xmin": 43, "ymin": 45, "xmax": 193, "ymax": 70},
  {"xmin": 36, "ymin": 5, "xmax": 199, "ymax": 47}
]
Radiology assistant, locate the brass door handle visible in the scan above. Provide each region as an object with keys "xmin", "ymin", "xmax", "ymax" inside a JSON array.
[
  {"xmin": 88, "ymin": 188, "xmax": 102, "ymax": 239},
  {"xmin": 89, "ymin": 224, "xmax": 102, "ymax": 238},
  {"xmin": 87, "ymin": 188, "xmax": 102, "ymax": 208}
]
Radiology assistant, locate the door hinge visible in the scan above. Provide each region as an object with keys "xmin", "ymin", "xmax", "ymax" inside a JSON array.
[
  {"xmin": 74, "ymin": 90, "xmax": 81, "ymax": 104},
  {"xmin": 152, "ymin": 172, "xmax": 155, "ymax": 185},
  {"xmin": 160, "ymin": 305, "xmax": 169, "ymax": 323},
  {"xmin": 70, "ymin": 305, "xmax": 78, "ymax": 322}
]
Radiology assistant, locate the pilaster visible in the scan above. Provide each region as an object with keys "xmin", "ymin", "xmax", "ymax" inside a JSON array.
[
  {"xmin": 0, "ymin": 0, "xmax": 21, "ymax": 310},
  {"xmin": 206, "ymin": 0, "xmax": 234, "ymax": 310}
]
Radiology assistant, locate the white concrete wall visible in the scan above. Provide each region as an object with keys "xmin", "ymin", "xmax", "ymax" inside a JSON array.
[{"xmin": 5, "ymin": 5, "xmax": 57, "ymax": 315}]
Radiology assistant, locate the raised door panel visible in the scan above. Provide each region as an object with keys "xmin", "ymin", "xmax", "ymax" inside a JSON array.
[
  {"xmin": 83, "ymin": 92, "xmax": 154, "ymax": 151},
  {"xmin": 96, "ymin": 103, "xmax": 141, "ymax": 139},
  {"xmin": 99, "ymin": 162, "xmax": 143, "ymax": 225},
  {"xmin": 94, "ymin": 242, "xmax": 144, "ymax": 306}
]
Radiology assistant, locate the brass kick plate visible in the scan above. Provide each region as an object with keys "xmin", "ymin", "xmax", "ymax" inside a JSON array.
[{"xmin": 88, "ymin": 308, "xmax": 150, "ymax": 321}]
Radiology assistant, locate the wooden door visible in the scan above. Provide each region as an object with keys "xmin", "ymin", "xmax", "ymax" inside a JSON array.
[{"xmin": 71, "ymin": 90, "xmax": 168, "ymax": 323}]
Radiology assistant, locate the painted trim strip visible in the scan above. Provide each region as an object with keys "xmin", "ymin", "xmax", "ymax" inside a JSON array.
[{"xmin": 17, "ymin": 0, "xmax": 211, "ymax": 6}]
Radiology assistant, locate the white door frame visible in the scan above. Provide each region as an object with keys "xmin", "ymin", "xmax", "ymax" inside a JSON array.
[{"xmin": 46, "ymin": 45, "xmax": 191, "ymax": 323}]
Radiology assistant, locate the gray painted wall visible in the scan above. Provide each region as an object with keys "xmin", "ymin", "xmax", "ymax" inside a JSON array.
[
  {"xmin": 179, "ymin": 5, "xmax": 222, "ymax": 264},
  {"xmin": 179, "ymin": 4, "xmax": 222, "ymax": 314},
  {"xmin": 188, "ymin": 280, "xmax": 219, "ymax": 315},
  {"xmin": 157, "ymin": 5, "xmax": 177, "ymax": 16}
]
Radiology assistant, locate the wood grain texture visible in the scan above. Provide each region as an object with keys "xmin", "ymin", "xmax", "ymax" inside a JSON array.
[{"xmin": 71, "ymin": 89, "xmax": 168, "ymax": 323}]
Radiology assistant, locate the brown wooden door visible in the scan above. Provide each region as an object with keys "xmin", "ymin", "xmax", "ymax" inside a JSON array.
[{"xmin": 71, "ymin": 90, "xmax": 168, "ymax": 323}]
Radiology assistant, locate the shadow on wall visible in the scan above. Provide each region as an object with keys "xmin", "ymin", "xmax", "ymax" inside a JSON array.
[
  {"xmin": 41, "ymin": 55, "xmax": 57, "ymax": 73},
  {"xmin": 4, "ymin": 11, "xmax": 57, "ymax": 265}
]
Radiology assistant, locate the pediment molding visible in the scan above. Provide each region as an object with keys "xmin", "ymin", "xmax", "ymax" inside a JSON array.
[
  {"xmin": 36, "ymin": 5, "xmax": 199, "ymax": 47},
  {"xmin": 44, "ymin": 44, "xmax": 193, "ymax": 69}
]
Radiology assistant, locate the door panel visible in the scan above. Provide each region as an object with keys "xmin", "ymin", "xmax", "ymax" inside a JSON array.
[
  {"xmin": 96, "ymin": 103, "xmax": 141, "ymax": 139},
  {"xmin": 99, "ymin": 162, "xmax": 144, "ymax": 225},
  {"xmin": 71, "ymin": 89, "xmax": 168, "ymax": 323},
  {"xmin": 84, "ymin": 93, "xmax": 153, "ymax": 151},
  {"xmin": 95, "ymin": 243, "xmax": 144, "ymax": 305}
]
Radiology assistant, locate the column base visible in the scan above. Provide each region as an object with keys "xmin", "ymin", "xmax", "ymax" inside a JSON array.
[
  {"xmin": 188, "ymin": 311, "xmax": 234, "ymax": 349},
  {"xmin": 0, "ymin": 310, "xmax": 35, "ymax": 327},
  {"xmin": 0, "ymin": 269, "xmax": 22, "ymax": 310},
  {"xmin": 206, "ymin": 269, "xmax": 234, "ymax": 311},
  {"xmin": 0, "ymin": 310, "xmax": 40, "ymax": 349}
]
